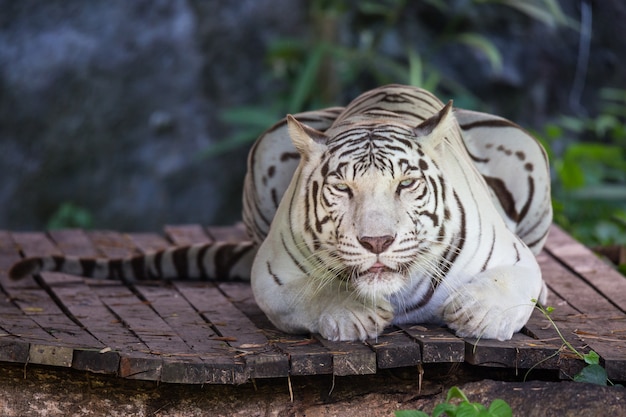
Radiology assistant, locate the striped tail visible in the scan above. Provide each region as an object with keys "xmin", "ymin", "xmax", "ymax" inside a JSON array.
[{"xmin": 8, "ymin": 241, "xmax": 256, "ymax": 282}]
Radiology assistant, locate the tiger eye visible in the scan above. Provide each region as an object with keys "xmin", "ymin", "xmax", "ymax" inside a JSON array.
[
  {"xmin": 334, "ymin": 183, "xmax": 350, "ymax": 192},
  {"xmin": 399, "ymin": 178, "xmax": 416, "ymax": 188}
]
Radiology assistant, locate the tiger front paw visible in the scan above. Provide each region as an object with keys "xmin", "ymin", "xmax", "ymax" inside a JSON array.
[
  {"xmin": 318, "ymin": 300, "xmax": 394, "ymax": 341},
  {"xmin": 441, "ymin": 268, "xmax": 539, "ymax": 341}
]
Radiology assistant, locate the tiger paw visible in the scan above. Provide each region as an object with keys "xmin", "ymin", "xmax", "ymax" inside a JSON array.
[
  {"xmin": 318, "ymin": 300, "xmax": 394, "ymax": 341},
  {"xmin": 441, "ymin": 268, "xmax": 538, "ymax": 341}
]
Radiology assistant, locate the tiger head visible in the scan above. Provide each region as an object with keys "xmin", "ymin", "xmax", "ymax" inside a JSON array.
[{"xmin": 287, "ymin": 101, "xmax": 458, "ymax": 301}]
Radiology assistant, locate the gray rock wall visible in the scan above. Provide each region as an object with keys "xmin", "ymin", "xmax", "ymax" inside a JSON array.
[{"xmin": 0, "ymin": 0, "xmax": 302, "ymax": 231}]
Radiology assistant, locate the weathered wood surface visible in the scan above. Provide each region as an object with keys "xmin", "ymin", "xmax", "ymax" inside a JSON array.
[{"xmin": 0, "ymin": 224, "xmax": 625, "ymax": 384}]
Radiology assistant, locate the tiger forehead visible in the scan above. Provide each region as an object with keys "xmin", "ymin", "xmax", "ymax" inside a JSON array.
[
  {"xmin": 320, "ymin": 140, "xmax": 426, "ymax": 179},
  {"xmin": 326, "ymin": 122, "xmax": 416, "ymax": 147},
  {"xmin": 316, "ymin": 121, "xmax": 429, "ymax": 177}
]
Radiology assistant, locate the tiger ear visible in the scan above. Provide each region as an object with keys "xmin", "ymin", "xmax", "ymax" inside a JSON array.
[
  {"xmin": 413, "ymin": 100, "xmax": 454, "ymax": 142},
  {"xmin": 287, "ymin": 114, "xmax": 327, "ymax": 159}
]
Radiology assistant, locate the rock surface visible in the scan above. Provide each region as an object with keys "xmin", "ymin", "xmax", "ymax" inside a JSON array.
[
  {"xmin": 1, "ymin": 365, "xmax": 624, "ymax": 416},
  {"xmin": 0, "ymin": 0, "xmax": 302, "ymax": 231}
]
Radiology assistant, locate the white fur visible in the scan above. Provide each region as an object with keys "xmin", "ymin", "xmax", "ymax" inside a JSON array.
[{"xmin": 246, "ymin": 85, "xmax": 551, "ymax": 341}]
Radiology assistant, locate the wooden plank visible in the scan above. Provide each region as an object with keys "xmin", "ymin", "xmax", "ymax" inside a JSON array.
[
  {"xmin": 175, "ymin": 281, "xmax": 288, "ymax": 380},
  {"xmin": 90, "ymin": 231, "xmax": 235, "ymax": 360},
  {"xmin": 314, "ymin": 336, "xmax": 377, "ymax": 376},
  {"xmin": 12, "ymin": 231, "xmax": 122, "ymax": 372},
  {"xmin": 164, "ymin": 224, "xmax": 212, "ymax": 245},
  {"xmin": 81, "ymin": 230, "xmax": 207, "ymax": 382},
  {"xmin": 165, "ymin": 227, "xmax": 324, "ymax": 379},
  {"xmin": 136, "ymin": 284, "xmax": 243, "ymax": 384},
  {"xmin": 12, "ymin": 284, "xmax": 103, "ymax": 346},
  {"xmin": 543, "ymin": 231, "xmax": 626, "ymax": 379},
  {"xmin": 48, "ymin": 229, "xmax": 101, "ymax": 258},
  {"xmin": 217, "ymin": 282, "xmax": 276, "ymax": 331},
  {"xmin": 366, "ymin": 328, "xmax": 422, "ymax": 369},
  {"xmin": 28, "ymin": 344, "xmax": 74, "ymax": 367},
  {"xmin": 9, "ymin": 232, "xmax": 105, "ymax": 365},
  {"xmin": 538, "ymin": 245, "xmax": 626, "ymax": 381},
  {"xmin": 274, "ymin": 337, "xmax": 334, "ymax": 376},
  {"xmin": 540, "ymin": 255, "xmax": 621, "ymax": 317},
  {"xmin": 400, "ymin": 324, "xmax": 465, "ymax": 363},
  {"xmin": 6, "ymin": 232, "xmax": 64, "ymax": 290},
  {"xmin": 464, "ymin": 332, "xmax": 563, "ymax": 370},
  {"xmin": 99, "ymin": 291, "xmax": 206, "ymax": 383},
  {"xmin": 218, "ymin": 282, "xmax": 335, "ymax": 376},
  {"xmin": 71, "ymin": 277, "xmax": 164, "ymax": 380},
  {"xmin": 127, "ymin": 233, "xmax": 171, "ymax": 253},
  {"xmin": 521, "ymin": 278, "xmax": 589, "ymax": 378},
  {"xmin": 128, "ymin": 232, "xmax": 252, "ymax": 383},
  {"xmin": 545, "ymin": 225, "xmax": 626, "ymax": 312},
  {"xmin": 117, "ymin": 355, "xmax": 163, "ymax": 381},
  {"xmin": 570, "ymin": 319, "xmax": 626, "ymax": 381},
  {"xmin": 0, "ymin": 290, "xmax": 60, "ymax": 345},
  {"xmin": 10, "ymin": 232, "xmax": 62, "ymax": 258},
  {"xmin": 0, "ymin": 232, "xmax": 59, "ymax": 361},
  {"xmin": 530, "ymin": 251, "xmax": 594, "ymax": 347},
  {"xmin": 43, "ymin": 229, "xmax": 165, "ymax": 379},
  {"xmin": 207, "ymin": 224, "xmax": 248, "ymax": 242},
  {"xmin": 0, "ymin": 336, "xmax": 30, "ymax": 364},
  {"xmin": 88, "ymin": 230, "xmax": 138, "ymax": 258}
]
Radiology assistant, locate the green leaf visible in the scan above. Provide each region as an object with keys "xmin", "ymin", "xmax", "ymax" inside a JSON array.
[
  {"xmin": 456, "ymin": 402, "xmax": 485, "ymax": 417},
  {"xmin": 544, "ymin": 123, "xmax": 563, "ymax": 140},
  {"xmin": 600, "ymin": 87, "xmax": 626, "ymax": 104},
  {"xmin": 47, "ymin": 203, "xmax": 94, "ymax": 230},
  {"xmin": 594, "ymin": 114, "xmax": 620, "ymax": 138},
  {"xmin": 423, "ymin": 71, "xmax": 442, "ymax": 91},
  {"xmin": 288, "ymin": 43, "xmax": 326, "ymax": 112},
  {"xmin": 574, "ymin": 364, "xmax": 608, "ymax": 385},
  {"xmin": 408, "ymin": 49, "xmax": 423, "ymax": 88},
  {"xmin": 446, "ymin": 386, "xmax": 470, "ymax": 403},
  {"xmin": 395, "ymin": 410, "xmax": 430, "ymax": 417},
  {"xmin": 583, "ymin": 350, "xmax": 600, "ymax": 365},
  {"xmin": 433, "ymin": 403, "xmax": 457, "ymax": 417},
  {"xmin": 488, "ymin": 399, "xmax": 513, "ymax": 417},
  {"xmin": 219, "ymin": 106, "xmax": 281, "ymax": 128},
  {"xmin": 200, "ymin": 129, "xmax": 260, "ymax": 158},
  {"xmin": 555, "ymin": 159, "xmax": 585, "ymax": 189},
  {"xmin": 454, "ymin": 33, "xmax": 502, "ymax": 72}
]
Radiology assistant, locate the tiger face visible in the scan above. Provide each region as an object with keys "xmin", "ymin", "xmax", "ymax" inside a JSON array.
[{"xmin": 287, "ymin": 105, "xmax": 453, "ymax": 301}]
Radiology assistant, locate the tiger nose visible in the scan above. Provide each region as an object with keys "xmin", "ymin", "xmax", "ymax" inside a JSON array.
[{"xmin": 358, "ymin": 235, "xmax": 395, "ymax": 254}]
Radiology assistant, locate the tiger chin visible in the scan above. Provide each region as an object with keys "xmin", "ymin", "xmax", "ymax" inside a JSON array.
[{"xmin": 249, "ymin": 85, "xmax": 551, "ymax": 342}]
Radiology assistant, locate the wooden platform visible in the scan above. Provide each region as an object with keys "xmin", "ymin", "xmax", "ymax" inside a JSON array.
[{"xmin": 0, "ymin": 225, "xmax": 625, "ymax": 384}]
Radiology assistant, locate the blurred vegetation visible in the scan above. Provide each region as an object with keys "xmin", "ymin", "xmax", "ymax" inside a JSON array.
[
  {"xmin": 46, "ymin": 202, "xmax": 94, "ymax": 230},
  {"xmin": 535, "ymin": 87, "xmax": 626, "ymax": 248},
  {"xmin": 216, "ymin": 0, "xmax": 625, "ymax": 263}
]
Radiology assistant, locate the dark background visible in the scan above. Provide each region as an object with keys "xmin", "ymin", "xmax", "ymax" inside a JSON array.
[{"xmin": 0, "ymin": 0, "xmax": 624, "ymax": 243}]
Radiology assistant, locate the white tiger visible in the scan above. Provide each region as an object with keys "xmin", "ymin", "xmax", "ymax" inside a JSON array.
[{"xmin": 10, "ymin": 85, "xmax": 552, "ymax": 342}]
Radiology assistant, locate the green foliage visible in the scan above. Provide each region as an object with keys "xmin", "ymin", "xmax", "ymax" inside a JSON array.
[
  {"xmin": 396, "ymin": 386, "xmax": 512, "ymax": 417},
  {"xmin": 215, "ymin": 0, "xmax": 571, "ymax": 154},
  {"xmin": 573, "ymin": 351, "xmax": 609, "ymax": 386},
  {"xmin": 537, "ymin": 88, "xmax": 626, "ymax": 247},
  {"xmin": 46, "ymin": 202, "xmax": 94, "ymax": 230}
]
